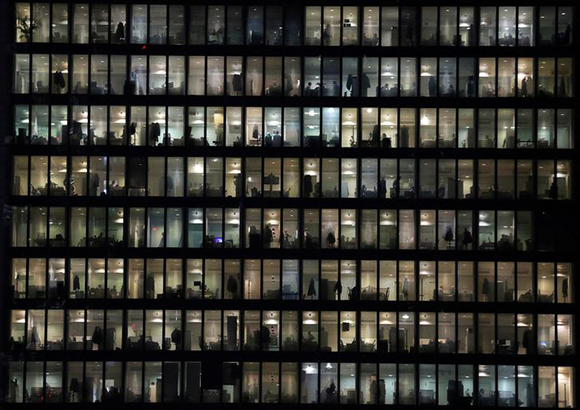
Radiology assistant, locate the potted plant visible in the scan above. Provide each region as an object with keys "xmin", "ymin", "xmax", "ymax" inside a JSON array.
[{"xmin": 16, "ymin": 15, "xmax": 39, "ymax": 42}]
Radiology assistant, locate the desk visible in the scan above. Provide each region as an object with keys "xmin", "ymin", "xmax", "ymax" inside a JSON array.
[
  {"xmin": 419, "ymin": 390, "xmax": 436, "ymax": 405},
  {"xmin": 360, "ymin": 287, "xmax": 378, "ymax": 300},
  {"xmin": 304, "ymin": 136, "xmax": 321, "ymax": 147},
  {"xmin": 68, "ymin": 340, "xmax": 84, "ymax": 350},
  {"xmin": 458, "ymin": 292, "xmax": 473, "ymax": 302},
  {"xmin": 263, "ymin": 190, "xmax": 281, "ymax": 198},
  {"xmin": 263, "ymin": 290, "xmax": 280, "ymax": 299},
  {"xmin": 28, "ymin": 285, "xmax": 46, "ymax": 298},
  {"xmin": 361, "ymin": 190, "xmax": 378, "ymax": 198},
  {"xmin": 420, "ymin": 341, "xmax": 436, "ymax": 353},
  {"xmin": 45, "ymin": 341, "xmax": 64, "ymax": 350},
  {"xmin": 439, "ymin": 139, "xmax": 456, "ymax": 148},
  {"xmin": 88, "ymin": 288, "xmax": 105, "ymax": 298},
  {"xmin": 301, "ymin": 339, "xmax": 318, "ymax": 351},
  {"xmin": 109, "ymin": 187, "xmax": 125, "ymax": 196},
  {"xmin": 48, "ymin": 238, "xmax": 66, "ymax": 247},
  {"xmin": 51, "ymin": 187, "xmax": 67, "ymax": 196},
  {"xmin": 187, "ymin": 138, "xmax": 205, "ymax": 146},
  {"xmin": 128, "ymin": 188, "xmax": 146, "ymax": 197},
  {"xmin": 150, "ymin": 87, "xmax": 166, "ymax": 95},
  {"xmin": 360, "ymin": 341, "xmax": 376, "ymax": 352},
  {"xmin": 480, "ymin": 242, "xmax": 496, "ymax": 251},
  {"xmin": 323, "ymin": 190, "xmax": 339, "ymax": 198},
  {"xmin": 439, "ymin": 292, "xmax": 456, "ymax": 302}
]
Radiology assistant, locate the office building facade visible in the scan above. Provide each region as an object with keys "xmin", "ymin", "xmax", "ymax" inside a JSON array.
[{"xmin": 0, "ymin": 1, "xmax": 578, "ymax": 408}]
